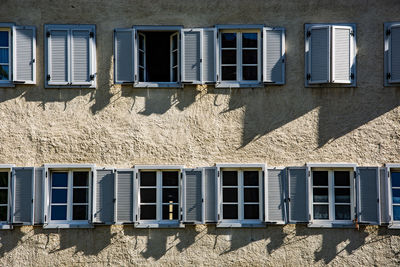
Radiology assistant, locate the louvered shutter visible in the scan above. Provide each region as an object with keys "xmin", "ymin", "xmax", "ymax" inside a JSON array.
[
  {"xmin": 287, "ymin": 167, "xmax": 309, "ymax": 223},
  {"xmin": 182, "ymin": 29, "xmax": 201, "ymax": 83},
  {"xmin": 380, "ymin": 167, "xmax": 390, "ymax": 224},
  {"xmin": 47, "ymin": 28, "xmax": 69, "ymax": 85},
  {"xmin": 94, "ymin": 169, "xmax": 115, "ymax": 224},
  {"xmin": 388, "ymin": 24, "xmax": 400, "ymax": 83},
  {"xmin": 71, "ymin": 28, "xmax": 93, "ymax": 85},
  {"xmin": 183, "ymin": 168, "xmax": 203, "ymax": 223},
  {"xmin": 114, "ymin": 28, "xmax": 134, "ymax": 83},
  {"xmin": 332, "ymin": 26, "xmax": 353, "ymax": 84},
  {"xmin": 202, "ymin": 28, "xmax": 216, "ymax": 83},
  {"xmin": 13, "ymin": 26, "xmax": 36, "ymax": 84},
  {"xmin": 34, "ymin": 167, "xmax": 44, "ymax": 224},
  {"xmin": 266, "ymin": 169, "xmax": 286, "ymax": 224},
  {"xmin": 263, "ymin": 28, "xmax": 285, "ymax": 84},
  {"xmin": 116, "ymin": 170, "xmax": 134, "ymax": 223},
  {"xmin": 307, "ymin": 25, "xmax": 330, "ymax": 84},
  {"xmin": 12, "ymin": 167, "xmax": 34, "ymax": 224},
  {"xmin": 204, "ymin": 167, "xmax": 217, "ymax": 222},
  {"xmin": 357, "ymin": 167, "xmax": 380, "ymax": 224}
]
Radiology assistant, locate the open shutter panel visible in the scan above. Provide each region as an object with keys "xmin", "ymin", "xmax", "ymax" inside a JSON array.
[
  {"xmin": 13, "ymin": 167, "xmax": 34, "ymax": 224},
  {"xmin": 202, "ymin": 28, "xmax": 216, "ymax": 83},
  {"xmin": 266, "ymin": 169, "xmax": 286, "ymax": 224},
  {"xmin": 13, "ymin": 26, "xmax": 36, "ymax": 84},
  {"xmin": 48, "ymin": 29, "xmax": 69, "ymax": 85},
  {"xmin": 287, "ymin": 167, "xmax": 308, "ymax": 223},
  {"xmin": 94, "ymin": 169, "xmax": 115, "ymax": 224},
  {"xmin": 308, "ymin": 26, "xmax": 330, "ymax": 84},
  {"xmin": 183, "ymin": 169, "xmax": 203, "ymax": 223},
  {"xmin": 263, "ymin": 28, "xmax": 285, "ymax": 84},
  {"xmin": 182, "ymin": 29, "xmax": 201, "ymax": 83},
  {"xmin": 380, "ymin": 167, "xmax": 390, "ymax": 224},
  {"xmin": 332, "ymin": 26, "xmax": 352, "ymax": 84},
  {"xmin": 116, "ymin": 170, "xmax": 134, "ymax": 223},
  {"xmin": 357, "ymin": 167, "xmax": 380, "ymax": 224},
  {"xmin": 114, "ymin": 28, "xmax": 134, "ymax": 84},
  {"xmin": 204, "ymin": 167, "xmax": 217, "ymax": 222},
  {"xmin": 389, "ymin": 25, "xmax": 400, "ymax": 83},
  {"xmin": 71, "ymin": 29, "xmax": 92, "ymax": 85},
  {"xmin": 34, "ymin": 167, "xmax": 44, "ymax": 224}
]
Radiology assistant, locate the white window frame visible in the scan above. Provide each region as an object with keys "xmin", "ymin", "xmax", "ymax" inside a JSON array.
[
  {"xmin": 133, "ymin": 26, "xmax": 183, "ymax": 88},
  {"xmin": 385, "ymin": 164, "xmax": 400, "ymax": 228},
  {"xmin": 0, "ymin": 25, "xmax": 12, "ymax": 87},
  {"xmin": 0, "ymin": 165, "xmax": 14, "ymax": 229},
  {"xmin": 44, "ymin": 24, "xmax": 96, "ymax": 89},
  {"xmin": 43, "ymin": 164, "xmax": 95, "ymax": 228},
  {"xmin": 307, "ymin": 163, "xmax": 356, "ymax": 228},
  {"xmin": 216, "ymin": 25, "xmax": 263, "ymax": 88},
  {"xmin": 134, "ymin": 165, "xmax": 184, "ymax": 228},
  {"xmin": 384, "ymin": 22, "xmax": 400, "ymax": 86}
]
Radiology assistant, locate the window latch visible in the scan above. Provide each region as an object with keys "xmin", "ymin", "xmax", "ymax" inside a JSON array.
[
  {"xmin": 89, "ymin": 32, "xmax": 94, "ymax": 38},
  {"xmin": 386, "ymin": 29, "xmax": 391, "ymax": 36},
  {"xmin": 306, "ymin": 74, "xmax": 311, "ymax": 80},
  {"xmin": 46, "ymin": 31, "xmax": 51, "ymax": 38},
  {"xmin": 350, "ymin": 31, "xmax": 354, "ymax": 36},
  {"xmin": 387, "ymin": 73, "xmax": 391, "ymax": 80},
  {"xmin": 47, "ymin": 74, "xmax": 51, "ymax": 81},
  {"xmin": 90, "ymin": 74, "xmax": 95, "ymax": 80},
  {"xmin": 306, "ymin": 31, "xmax": 311, "ymax": 37},
  {"xmin": 350, "ymin": 73, "xmax": 354, "ymax": 80}
]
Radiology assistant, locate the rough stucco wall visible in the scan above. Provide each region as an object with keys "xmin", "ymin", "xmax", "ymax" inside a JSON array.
[{"xmin": 0, "ymin": 0, "xmax": 400, "ymax": 265}]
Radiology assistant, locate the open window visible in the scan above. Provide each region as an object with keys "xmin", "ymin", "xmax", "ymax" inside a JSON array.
[
  {"xmin": 384, "ymin": 164, "xmax": 400, "ymax": 228},
  {"xmin": 0, "ymin": 165, "xmax": 13, "ymax": 229}
]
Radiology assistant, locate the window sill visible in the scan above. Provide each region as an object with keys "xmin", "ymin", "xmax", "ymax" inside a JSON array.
[
  {"xmin": 43, "ymin": 223, "xmax": 94, "ymax": 229},
  {"xmin": 388, "ymin": 223, "xmax": 400, "ymax": 229},
  {"xmin": 215, "ymin": 82, "xmax": 263, "ymax": 88},
  {"xmin": 217, "ymin": 221, "xmax": 265, "ymax": 228},
  {"xmin": 0, "ymin": 82, "xmax": 15, "ymax": 88},
  {"xmin": 135, "ymin": 221, "xmax": 184, "ymax": 228},
  {"xmin": 45, "ymin": 84, "xmax": 96, "ymax": 89},
  {"xmin": 0, "ymin": 224, "xmax": 12, "ymax": 230},
  {"xmin": 308, "ymin": 222, "xmax": 355, "ymax": 228},
  {"xmin": 134, "ymin": 82, "xmax": 183, "ymax": 88},
  {"xmin": 305, "ymin": 82, "xmax": 356, "ymax": 88}
]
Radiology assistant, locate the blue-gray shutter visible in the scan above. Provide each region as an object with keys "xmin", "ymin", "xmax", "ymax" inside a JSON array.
[
  {"xmin": 287, "ymin": 167, "xmax": 308, "ymax": 223},
  {"xmin": 183, "ymin": 169, "xmax": 203, "ymax": 223},
  {"xmin": 332, "ymin": 26, "xmax": 352, "ymax": 84},
  {"xmin": 266, "ymin": 169, "xmax": 286, "ymax": 223},
  {"xmin": 182, "ymin": 30, "xmax": 201, "ymax": 83},
  {"xmin": 116, "ymin": 170, "xmax": 134, "ymax": 223},
  {"xmin": 357, "ymin": 167, "xmax": 379, "ymax": 224},
  {"xmin": 94, "ymin": 169, "xmax": 115, "ymax": 224},
  {"xmin": 202, "ymin": 28, "xmax": 216, "ymax": 83},
  {"xmin": 48, "ymin": 29, "xmax": 69, "ymax": 85},
  {"xmin": 389, "ymin": 25, "xmax": 400, "ymax": 83},
  {"xmin": 114, "ymin": 28, "xmax": 134, "ymax": 84},
  {"xmin": 34, "ymin": 167, "xmax": 44, "ymax": 224},
  {"xmin": 264, "ymin": 28, "xmax": 285, "ymax": 84},
  {"xmin": 13, "ymin": 167, "xmax": 34, "ymax": 224},
  {"xmin": 204, "ymin": 167, "xmax": 217, "ymax": 222},
  {"xmin": 380, "ymin": 167, "xmax": 390, "ymax": 224},
  {"xmin": 71, "ymin": 29, "xmax": 91, "ymax": 85},
  {"xmin": 308, "ymin": 26, "xmax": 330, "ymax": 84},
  {"xmin": 13, "ymin": 26, "xmax": 36, "ymax": 84}
]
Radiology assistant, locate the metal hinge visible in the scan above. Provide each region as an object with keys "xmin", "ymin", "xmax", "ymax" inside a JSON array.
[
  {"xmin": 350, "ymin": 31, "xmax": 354, "ymax": 36},
  {"xmin": 217, "ymin": 171, "xmax": 220, "ymax": 177},
  {"xmin": 387, "ymin": 73, "xmax": 391, "ymax": 80},
  {"xmin": 307, "ymin": 73, "xmax": 311, "ymax": 80},
  {"xmin": 386, "ymin": 29, "xmax": 391, "ymax": 36},
  {"xmin": 350, "ymin": 73, "xmax": 354, "ymax": 80},
  {"xmin": 134, "ymin": 74, "xmax": 137, "ymax": 81},
  {"xmin": 216, "ymin": 74, "xmax": 219, "ymax": 81},
  {"xmin": 308, "ymin": 214, "xmax": 311, "ymax": 220},
  {"xmin": 89, "ymin": 32, "xmax": 94, "ymax": 38},
  {"xmin": 136, "ymin": 214, "xmax": 138, "ymax": 221},
  {"xmin": 47, "ymin": 74, "xmax": 51, "ymax": 81},
  {"xmin": 44, "ymin": 215, "xmax": 47, "ymax": 221},
  {"xmin": 180, "ymin": 173, "xmax": 183, "ymax": 179},
  {"xmin": 282, "ymin": 58, "xmax": 285, "ymax": 63},
  {"xmin": 45, "ymin": 171, "xmax": 48, "ymax": 178},
  {"xmin": 90, "ymin": 74, "xmax": 95, "ymax": 80},
  {"xmin": 46, "ymin": 31, "xmax": 51, "ymax": 37},
  {"xmin": 307, "ymin": 31, "xmax": 311, "ymax": 37}
]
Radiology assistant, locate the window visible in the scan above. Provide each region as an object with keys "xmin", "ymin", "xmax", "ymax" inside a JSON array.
[
  {"xmin": 384, "ymin": 22, "xmax": 400, "ymax": 85},
  {"xmin": 0, "ymin": 28, "xmax": 11, "ymax": 84},
  {"xmin": 305, "ymin": 23, "xmax": 356, "ymax": 87},
  {"xmin": 0, "ymin": 170, "xmax": 10, "ymax": 224},
  {"xmin": 45, "ymin": 24, "xmax": 96, "ymax": 88}
]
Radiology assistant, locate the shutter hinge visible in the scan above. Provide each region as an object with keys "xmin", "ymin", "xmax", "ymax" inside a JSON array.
[
  {"xmin": 90, "ymin": 74, "xmax": 95, "ymax": 80},
  {"xmin": 217, "ymin": 171, "xmax": 220, "ymax": 177},
  {"xmin": 45, "ymin": 171, "xmax": 48, "ymax": 178},
  {"xmin": 136, "ymin": 214, "xmax": 138, "ymax": 221},
  {"xmin": 218, "ymin": 214, "xmax": 220, "ymax": 220},
  {"xmin": 387, "ymin": 73, "xmax": 391, "ymax": 80},
  {"xmin": 44, "ymin": 215, "xmax": 47, "ymax": 221},
  {"xmin": 282, "ymin": 58, "xmax": 285, "ymax": 63},
  {"xmin": 216, "ymin": 74, "xmax": 219, "ymax": 81},
  {"xmin": 47, "ymin": 74, "xmax": 51, "ymax": 81},
  {"xmin": 113, "ymin": 198, "xmax": 116, "ymax": 203},
  {"xmin": 307, "ymin": 31, "xmax": 311, "ymax": 37},
  {"xmin": 46, "ymin": 31, "xmax": 51, "ymax": 37},
  {"xmin": 180, "ymin": 173, "xmax": 183, "ymax": 180},
  {"xmin": 350, "ymin": 73, "xmax": 354, "ymax": 80},
  {"xmin": 308, "ymin": 214, "xmax": 311, "ymax": 220},
  {"xmin": 386, "ymin": 29, "xmax": 391, "ymax": 36},
  {"xmin": 134, "ymin": 74, "xmax": 137, "ymax": 81},
  {"xmin": 377, "ymin": 198, "xmax": 379, "ymax": 203},
  {"xmin": 89, "ymin": 32, "xmax": 94, "ymax": 38},
  {"xmin": 288, "ymin": 197, "xmax": 291, "ymax": 202},
  {"xmin": 202, "ymin": 198, "xmax": 204, "ymax": 203},
  {"xmin": 200, "ymin": 58, "xmax": 202, "ymax": 63},
  {"xmin": 350, "ymin": 31, "xmax": 354, "ymax": 36},
  {"xmin": 307, "ymin": 73, "xmax": 311, "ymax": 80}
]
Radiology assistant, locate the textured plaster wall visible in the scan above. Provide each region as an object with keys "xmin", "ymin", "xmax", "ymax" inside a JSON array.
[{"xmin": 0, "ymin": 0, "xmax": 400, "ymax": 265}]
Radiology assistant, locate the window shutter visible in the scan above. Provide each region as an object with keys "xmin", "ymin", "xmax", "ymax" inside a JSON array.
[
  {"xmin": 12, "ymin": 167, "xmax": 34, "ymax": 224},
  {"xmin": 183, "ymin": 168, "xmax": 203, "ymax": 223},
  {"xmin": 307, "ymin": 25, "xmax": 330, "ymax": 84},
  {"xmin": 47, "ymin": 28, "xmax": 69, "ymax": 85},
  {"xmin": 34, "ymin": 167, "xmax": 44, "ymax": 224},
  {"xmin": 116, "ymin": 170, "xmax": 134, "ymax": 223},
  {"xmin": 202, "ymin": 28, "xmax": 216, "ymax": 83},
  {"xmin": 332, "ymin": 26, "xmax": 353, "ymax": 84},
  {"xmin": 71, "ymin": 29, "xmax": 92, "ymax": 85},
  {"xmin": 287, "ymin": 167, "xmax": 309, "ymax": 223},
  {"xmin": 204, "ymin": 167, "xmax": 218, "ymax": 222},
  {"xmin": 356, "ymin": 167, "xmax": 379, "ymax": 224},
  {"xmin": 380, "ymin": 167, "xmax": 390, "ymax": 224},
  {"xmin": 266, "ymin": 169, "xmax": 286, "ymax": 224},
  {"xmin": 94, "ymin": 169, "xmax": 115, "ymax": 224},
  {"xmin": 182, "ymin": 29, "xmax": 201, "ymax": 83},
  {"xmin": 388, "ymin": 24, "xmax": 400, "ymax": 83},
  {"xmin": 263, "ymin": 28, "xmax": 285, "ymax": 84},
  {"xmin": 13, "ymin": 26, "xmax": 36, "ymax": 84},
  {"xmin": 114, "ymin": 28, "xmax": 134, "ymax": 84}
]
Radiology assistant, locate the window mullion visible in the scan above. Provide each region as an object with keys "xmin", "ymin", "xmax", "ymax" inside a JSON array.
[
  {"xmin": 239, "ymin": 171, "xmax": 243, "ymax": 221},
  {"xmin": 68, "ymin": 170, "xmax": 72, "ymax": 221},
  {"xmin": 157, "ymin": 171, "xmax": 162, "ymax": 221},
  {"xmin": 329, "ymin": 171, "xmax": 334, "ymax": 221},
  {"xmin": 238, "ymin": 32, "xmax": 242, "ymax": 82}
]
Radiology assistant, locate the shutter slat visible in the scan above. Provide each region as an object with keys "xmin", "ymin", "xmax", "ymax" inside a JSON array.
[
  {"xmin": 182, "ymin": 30, "xmax": 201, "ymax": 83},
  {"xmin": 389, "ymin": 26, "xmax": 400, "ymax": 83},
  {"xmin": 114, "ymin": 29, "xmax": 134, "ymax": 83},
  {"xmin": 264, "ymin": 28, "xmax": 284, "ymax": 84},
  {"xmin": 183, "ymin": 169, "xmax": 203, "ymax": 223},
  {"xmin": 266, "ymin": 169, "xmax": 286, "ymax": 223},
  {"xmin": 94, "ymin": 169, "xmax": 115, "ymax": 224},
  {"xmin": 71, "ymin": 30, "xmax": 90, "ymax": 84},
  {"xmin": 13, "ymin": 26, "xmax": 36, "ymax": 84},
  {"xmin": 204, "ymin": 167, "xmax": 217, "ymax": 222},
  {"xmin": 116, "ymin": 170, "xmax": 133, "ymax": 223},
  {"xmin": 13, "ymin": 168, "xmax": 34, "ymax": 224},
  {"xmin": 34, "ymin": 167, "xmax": 44, "ymax": 224},
  {"xmin": 309, "ymin": 26, "xmax": 330, "ymax": 84},
  {"xmin": 49, "ymin": 29, "xmax": 68, "ymax": 84},
  {"xmin": 287, "ymin": 167, "xmax": 308, "ymax": 223},
  {"xmin": 357, "ymin": 167, "xmax": 379, "ymax": 224},
  {"xmin": 202, "ymin": 28, "xmax": 216, "ymax": 83},
  {"xmin": 332, "ymin": 26, "xmax": 351, "ymax": 83}
]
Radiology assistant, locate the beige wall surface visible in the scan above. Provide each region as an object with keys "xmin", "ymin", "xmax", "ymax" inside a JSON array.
[{"xmin": 0, "ymin": 0, "xmax": 400, "ymax": 266}]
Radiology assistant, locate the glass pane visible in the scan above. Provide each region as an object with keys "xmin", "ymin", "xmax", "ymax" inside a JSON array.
[
  {"xmin": 0, "ymin": 189, "xmax": 7, "ymax": 204},
  {"xmin": 243, "ymin": 50, "xmax": 257, "ymax": 64},
  {"xmin": 0, "ymin": 206, "xmax": 7, "ymax": 221},
  {"xmin": 0, "ymin": 65, "xmax": 9, "ymax": 80},
  {"xmin": 223, "ymin": 188, "xmax": 238, "ymax": 202},
  {"xmin": 140, "ymin": 188, "xmax": 156, "ymax": 203},
  {"xmin": 162, "ymin": 204, "xmax": 179, "ymax": 220},
  {"xmin": 393, "ymin": 189, "xmax": 400, "ymax": 204},
  {"xmin": 162, "ymin": 188, "xmax": 179, "ymax": 203},
  {"xmin": 73, "ymin": 172, "xmax": 88, "ymax": 186},
  {"xmin": 222, "ymin": 66, "xmax": 236, "ymax": 80},
  {"xmin": 313, "ymin": 204, "xmax": 329, "ymax": 220},
  {"xmin": 223, "ymin": 204, "xmax": 238, "ymax": 219},
  {"xmin": 394, "ymin": 206, "xmax": 400, "ymax": 221},
  {"xmin": 172, "ymin": 51, "xmax": 178, "ymax": 67},
  {"xmin": 313, "ymin": 188, "xmax": 328, "ymax": 203},
  {"xmin": 51, "ymin": 189, "xmax": 67, "ymax": 203},
  {"xmin": 222, "ymin": 50, "xmax": 236, "ymax": 64},
  {"xmin": 313, "ymin": 171, "xmax": 328, "ymax": 186},
  {"xmin": 334, "ymin": 171, "xmax": 350, "ymax": 186},
  {"xmin": 73, "ymin": 188, "xmax": 88, "ymax": 203},
  {"xmin": 335, "ymin": 205, "xmax": 351, "ymax": 220},
  {"xmin": 139, "ymin": 34, "xmax": 145, "ymax": 50},
  {"xmin": 0, "ymin": 48, "xmax": 9, "ymax": 63},
  {"xmin": 52, "ymin": 172, "xmax": 68, "ymax": 187},
  {"xmin": 0, "ymin": 172, "xmax": 8, "ymax": 187},
  {"xmin": 242, "ymin": 33, "xmax": 258, "ymax": 48},
  {"xmin": 141, "ymin": 205, "xmax": 156, "ymax": 220},
  {"xmin": 172, "ymin": 34, "xmax": 178, "ymax": 50},
  {"xmin": 51, "ymin": 205, "xmax": 67, "ymax": 220},
  {"xmin": 222, "ymin": 171, "xmax": 237, "ymax": 186},
  {"xmin": 221, "ymin": 33, "xmax": 236, "ymax": 48},
  {"xmin": 243, "ymin": 66, "xmax": 257, "ymax": 80},
  {"xmin": 244, "ymin": 171, "xmax": 259, "ymax": 186},
  {"xmin": 335, "ymin": 188, "xmax": 350, "ymax": 203},
  {"xmin": 172, "ymin": 67, "xmax": 178, "ymax": 82},
  {"xmin": 392, "ymin": 172, "xmax": 400, "ymax": 187},
  {"xmin": 139, "ymin": 51, "xmax": 144, "ymax": 67},
  {"xmin": 0, "ymin": 31, "xmax": 9, "ymax": 47},
  {"xmin": 163, "ymin": 171, "xmax": 179, "ymax": 186},
  {"xmin": 244, "ymin": 188, "xmax": 259, "ymax": 202},
  {"xmin": 73, "ymin": 205, "xmax": 88, "ymax": 220},
  {"xmin": 244, "ymin": 204, "xmax": 259, "ymax": 219},
  {"xmin": 140, "ymin": 172, "xmax": 156, "ymax": 186},
  {"xmin": 139, "ymin": 68, "xmax": 145, "ymax": 82}
]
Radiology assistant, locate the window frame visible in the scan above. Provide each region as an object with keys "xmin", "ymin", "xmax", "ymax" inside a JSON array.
[
  {"xmin": 384, "ymin": 22, "xmax": 400, "ymax": 86},
  {"xmin": 0, "ymin": 23, "xmax": 15, "ymax": 87},
  {"xmin": 385, "ymin": 164, "xmax": 400, "ymax": 228},
  {"xmin": 0, "ymin": 165, "xmax": 14, "ymax": 229}
]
